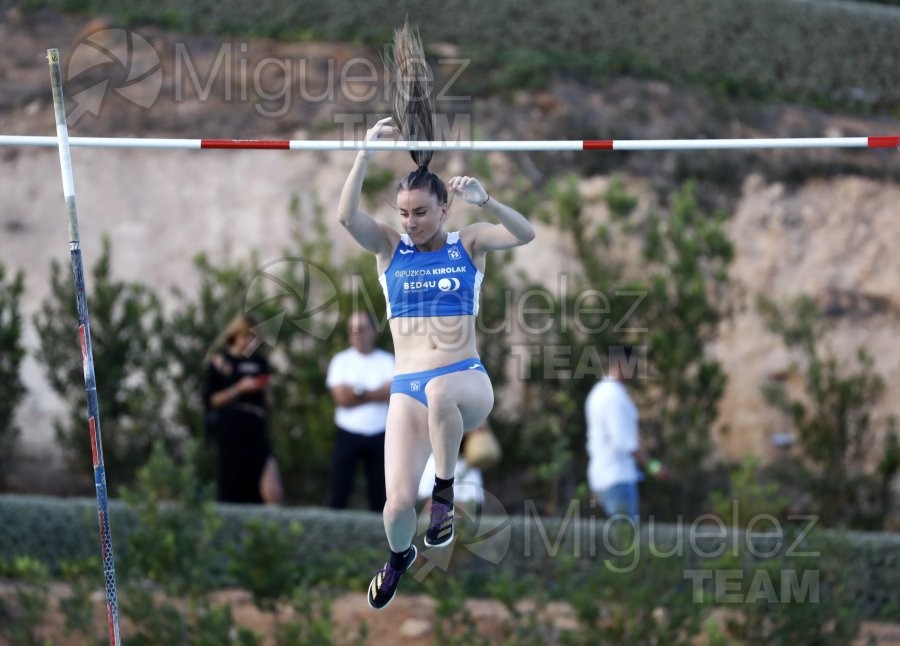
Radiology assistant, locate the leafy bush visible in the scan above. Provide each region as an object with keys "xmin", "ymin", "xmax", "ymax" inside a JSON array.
[
  {"xmin": 2, "ymin": 489, "xmax": 899, "ymax": 640},
  {"xmin": 159, "ymin": 251, "xmax": 255, "ymax": 485},
  {"xmin": 707, "ymin": 454, "xmax": 860, "ymax": 642},
  {"xmin": 227, "ymin": 518, "xmax": 304, "ymax": 611},
  {"xmin": 8, "ymin": 441, "xmax": 374, "ymax": 644},
  {"xmin": 0, "ymin": 556, "xmax": 50, "ymax": 646},
  {"xmin": 759, "ymin": 294, "xmax": 900, "ymax": 529},
  {"xmin": 636, "ymin": 181, "xmax": 733, "ymax": 513},
  {"xmin": 58, "ymin": 558, "xmax": 98, "ymax": 641},
  {"xmin": 119, "ymin": 441, "xmax": 222, "ymax": 596},
  {"xmin": 701, "ymin": 529, "xmax": 861, "ymax": 644},
  {"xmin": 33, "ymin": 237, "xmax": 172, "ymax": 495},
  {"xmin": 0, "ymin": 263, "xmax": 25, "ymax": 490},
  {"xmin": 711, "ymin": 456, "xmax": 790, "ymax": 528},
  {"xmin": 516, "ymin": 178, "xmax": 732, "ymax": 518}
]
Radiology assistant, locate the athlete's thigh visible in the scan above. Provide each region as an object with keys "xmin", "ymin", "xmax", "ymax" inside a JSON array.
[
  {"xmin": 384, "ymin": 394, "xmax": 432, "ymax": 498},
  {"xmin": 427, "ymin": 369, "xmax": 494, "ymax": 430}
]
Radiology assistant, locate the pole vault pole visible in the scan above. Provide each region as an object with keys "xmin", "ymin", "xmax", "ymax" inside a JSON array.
[
  {"xmin": 46, "ymin": 48, "xmax": 121, "ymax": 646},
  {"xmin": 0, "ymin": 134, "xmax": 897, "ymax": 151}
]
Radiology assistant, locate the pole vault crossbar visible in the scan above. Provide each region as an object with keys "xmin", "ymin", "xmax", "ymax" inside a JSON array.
[{"xmin": 0, "ymin": 135, "xmax": 897, "ymax": 151}]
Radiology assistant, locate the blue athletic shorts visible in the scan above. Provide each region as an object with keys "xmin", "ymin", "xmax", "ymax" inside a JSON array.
[{"xmin": 390, "ymin": 358, "xmax": 488, "ymax": 407}]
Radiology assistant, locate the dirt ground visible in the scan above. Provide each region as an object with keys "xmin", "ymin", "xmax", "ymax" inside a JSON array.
[
  {"xmin": 2, "ymin": 581, "xmax": 900, "ymax": 645},
  {"xmin": 0, "ymin": 583, "xmax": 575, "ymax": 645}
]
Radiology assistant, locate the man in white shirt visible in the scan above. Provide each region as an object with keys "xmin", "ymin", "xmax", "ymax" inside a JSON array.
[
  {"xmin": 585, "ymin": 348, "xmax": 664, "ymax": 521},
  {"xmin": 326, "ymin": 311, "xmax": 395, "ymax": 511}
]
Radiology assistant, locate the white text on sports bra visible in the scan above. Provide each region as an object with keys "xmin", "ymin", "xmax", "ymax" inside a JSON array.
[{"xmin": 393, "ymin": 266, "xmax": 468, "ymax": 278}]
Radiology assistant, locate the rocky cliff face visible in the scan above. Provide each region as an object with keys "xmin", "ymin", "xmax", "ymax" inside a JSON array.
[
  {"xmin": 717, "ymin": 174, "xmax": 900, "ymax": 460},
  {"xmin": 2, "ymin": 9, "xmax": 899, "ymax": 490}
]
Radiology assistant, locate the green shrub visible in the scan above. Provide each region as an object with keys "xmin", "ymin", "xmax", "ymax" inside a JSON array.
[
  {"xmin": 119, "ymin": 441, "xmax": 222, "ymax": 596},
  {"xmin": 58, "ymin": 558, "xmax": 100, "ymax": 641},
  {"xmin": 159, "ymin": 250, "xmax": 256, "ymax": 486},
  {"xmin": 636, "ymin": 182, "xmax": 733, "ymax": 507},
  {"xmin": 707, "ymin": 453, "xmax": 860, "ymax": 642},
  {"xmin": 2, "ymin": 492, "xmax": 899, "ymax": 633},
  {"xmin": 0, "ymin": 263, "xmax": 25, "ymax": 490},
  {"xmin": 711, "ymin": 456, "xmax": 790, "ymax": 527},
  {"xmin": 0, "ymin": 556, "xmax": 50, "ymax": 645},
  {"xmin": 516, "ymin": 179, "xmax": 733, "ymax": 518},
  {"xmin": 604, "ymin": 177, "xmax": 639, "ymax": 219},
  {"xmin": 759, "ymin": 294, "xmax": 900, "ymax": 529},
  {"xmin": 273, "ymin": 587, "xmax": 339, "ymax": 646},
  {"xmin": 702, "ymin": 529, "xmax": 861, "ymax": 644},
  {"xmin": 227, "ymin": 519, "xmax": 304, "ymax": 611},
  {"xmin": 33, "ymin": 236, "xmax": 172, "ymax": 495}
]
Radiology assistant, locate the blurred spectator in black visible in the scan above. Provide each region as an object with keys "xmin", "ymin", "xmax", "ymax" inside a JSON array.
[{"xmin": 204, "ymin": 312, "xmax": 283, "ymax": 505}]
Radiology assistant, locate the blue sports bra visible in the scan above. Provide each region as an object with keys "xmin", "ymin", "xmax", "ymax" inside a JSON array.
[{"xmin": 379, "ymin": 232, "xmax": 484, "ymax": 318}]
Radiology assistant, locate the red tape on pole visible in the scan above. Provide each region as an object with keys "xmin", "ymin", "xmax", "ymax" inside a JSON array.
[
  {"xmin": 200, "ymin": 139, "xmax": 291, "ymax": 149},
  {"xmin": 868, "ymin": 136, "xmax": 900, "ymax": 148}
]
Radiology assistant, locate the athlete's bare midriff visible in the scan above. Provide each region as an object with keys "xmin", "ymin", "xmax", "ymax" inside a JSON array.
[{"xmin": 389, "ymin": 315, "xmax": 479, "ymax": 374}]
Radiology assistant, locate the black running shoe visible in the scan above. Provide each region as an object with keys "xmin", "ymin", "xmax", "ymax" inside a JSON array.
[
  {"xmin": 367, "ymin": 545, "xmax": 417, "ymax": 610},
  {"xmin": 424, "ymin": 500, "xmax": 455, "ymax": 547}
]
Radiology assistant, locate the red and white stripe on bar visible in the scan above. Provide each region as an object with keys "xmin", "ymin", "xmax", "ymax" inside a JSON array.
[
  {"xmin": 586, "ymin": 136, "xmax": 900, "ymax": 151},
  {"xmin": 0, "ymin": 135, "xmax": 897, "ymax": 151}
]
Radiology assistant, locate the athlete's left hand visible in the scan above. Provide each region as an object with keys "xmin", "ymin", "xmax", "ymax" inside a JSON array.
[{"xmin": 448, "ymin": 176, "xmax": 489, "ymax": 206}]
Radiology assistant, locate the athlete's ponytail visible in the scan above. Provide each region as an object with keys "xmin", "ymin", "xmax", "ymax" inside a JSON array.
[{"xmin": 388, "ymin": 21, "xmax": 448, "ymax": 204}]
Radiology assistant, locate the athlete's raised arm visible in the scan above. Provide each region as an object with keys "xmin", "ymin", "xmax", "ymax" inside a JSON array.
[
  {"xmin": 450, "ymin": 175, "xmax": 535, "ymax": 252},
  {"xmin": 337, "ymin": 117, "xmax": 399, "ymax": 257}
]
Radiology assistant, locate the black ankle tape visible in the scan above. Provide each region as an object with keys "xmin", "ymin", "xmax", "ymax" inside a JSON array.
[
  {"xmin": 433, "ymin": 476, "xmax": 455, "ymax": 505},
  {"xmin": 389, "ymin": 547, "xmax": 412, "ymax": 569}
]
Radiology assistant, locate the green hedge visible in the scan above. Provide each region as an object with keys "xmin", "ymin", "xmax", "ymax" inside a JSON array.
[
  {"xmin": 2, "ymin": 494, "xmax": 899, "ymax": 620},
  {"xmin": 0, "ymin": 495, "xmax": 384, "ymax": 579},
  {"xmin": 8, "ymin": 0, "xmax": 900, "ymax": 110}
]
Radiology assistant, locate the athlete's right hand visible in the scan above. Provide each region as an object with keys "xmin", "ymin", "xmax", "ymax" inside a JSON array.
[{"xmin": 362, "ymin": 117, "xmax": 396, "ymax": 158}]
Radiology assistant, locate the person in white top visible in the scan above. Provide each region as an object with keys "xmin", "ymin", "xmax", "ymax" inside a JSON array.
[
  {"xmin": 326, "ymin": 311, "xmax": 395, "ymax": 511},
  {"xmin": 585, "ymin": 349, "xmax": 666, "ymax": 521}
]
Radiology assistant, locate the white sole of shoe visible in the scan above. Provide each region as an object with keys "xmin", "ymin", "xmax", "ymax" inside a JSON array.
[{"xmin": 423, "ymin": 527, "xmax": 455, "ymax": 548}]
